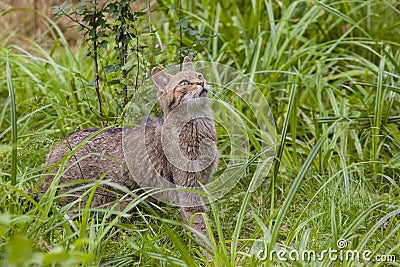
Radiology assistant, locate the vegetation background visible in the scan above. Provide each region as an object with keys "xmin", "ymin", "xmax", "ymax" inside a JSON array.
[{"xmin": 0, "ymin": 0, "xmax": 399, "ymax": 266}]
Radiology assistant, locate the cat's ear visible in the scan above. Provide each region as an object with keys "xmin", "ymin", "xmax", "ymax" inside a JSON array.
[
  {"xmin": 152, "ymin": 67, "xmax": 170, "ymax": 91},
  {"xmin": 182, "ymin": 56, "xmax": 194, "ymax": 71}
]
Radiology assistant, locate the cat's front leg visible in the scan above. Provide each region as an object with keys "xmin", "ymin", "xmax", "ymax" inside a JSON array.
[
  {"xmin": 173, "ymin": 171, "xmax": 212, "ymax": 258},
  {"xmin": 180, "ymin": 192, "xmax": 212, "ymax": 260}
]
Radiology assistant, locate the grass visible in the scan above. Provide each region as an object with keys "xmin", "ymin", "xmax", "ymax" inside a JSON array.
[{"xmin": 1, "ymin": 0, "xmax": 400, "ymax": 266}]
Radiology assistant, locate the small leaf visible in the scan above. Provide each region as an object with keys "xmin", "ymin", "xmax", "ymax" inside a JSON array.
[
  {"xmin": 111, "ymin": 11, "xmax": 120, "ymax": 19},
  {"xmin": 89, "ymin": 28, "xmax": 96, "ymax": 38},
  {"xmin": 175, "ymin": 18, "xmax": 192, "ymax": 29},
  {"xmin": 135, "ymin": 11, "xmax": 147, "ymax": 17},
  {"xmin": 105, "ymin": 64, "xmax": 120, "ymax": 74},
  {"xmin": 154, "ymin": 51, "xmax": 165, "ymax": 56},
  {"xmin": 76, "ymin": 1, "xmax": 87, "ymax": 15},
  {"xmin": 121, "ymin": 35, "xmax": 130, "ymax": 45},
  {"xmin": 107, "ymin": 79, "xmax": 122, "ymax": 86},
  {"xmin": 52, "ymin": 2, "xmax": 72, "ymax": 15},
  {"xmin": 188, "ymin": 30, "xmax": 199, "ymax": 35},
  {"xmin": 97, "ymin": 30, "xmax": 105, "ymax": 37},
  {"xmin": 99, "ymin": 40, "xmax": 108, "ymax": 49},
  {"xmin": 196, "ymin": 37, "xmax": 210, "ymax": 43},
  {"xmin": 83, "ymin": 14, "xmax": 92, "ymax": 23}
]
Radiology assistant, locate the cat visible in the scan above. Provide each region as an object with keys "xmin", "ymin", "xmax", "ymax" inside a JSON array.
[{"xmin": 39, "ymin": 56, "xmax": 218, "ymax": 255}]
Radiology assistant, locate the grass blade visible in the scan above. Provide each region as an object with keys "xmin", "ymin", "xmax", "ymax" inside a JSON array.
[
  {"xmin": 6, "ymin": 52, "xmax": 17, "ymax": 213},
  {"xmin": 269, "ymin": 122, "xmax": 336, "ymax": 259},
  {"xmin": 269, "ymin": 80, "xmax": 298, "ymax": 229}
]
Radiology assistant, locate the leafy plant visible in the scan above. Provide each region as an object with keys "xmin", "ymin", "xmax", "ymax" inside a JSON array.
[{"xmin": 52, "ymin": 0, "xmax": 152, "ymax": 123}]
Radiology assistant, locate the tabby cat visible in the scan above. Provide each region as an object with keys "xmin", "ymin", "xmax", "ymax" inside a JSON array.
[{"xmin": 39, "ymin": 56, "xmax": 218, "ymax": 255}]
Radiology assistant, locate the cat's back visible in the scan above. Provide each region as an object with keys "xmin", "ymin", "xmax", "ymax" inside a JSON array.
[
  {"xmin": 42, "ymin": 127, "xmax": 131, "ymax": 192},
  {"xmin": 43, "ymin": 120, "xmax": 164, "ymax": 183},
  {"xmin": 45, "ymin": 128, "xmax": 124, "ymax": 166}
]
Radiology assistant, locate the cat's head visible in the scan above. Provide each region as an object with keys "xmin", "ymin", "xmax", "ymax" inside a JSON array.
[{"xmin": 152, "ymin": 57, "xmax": 210, "ymax": 116}]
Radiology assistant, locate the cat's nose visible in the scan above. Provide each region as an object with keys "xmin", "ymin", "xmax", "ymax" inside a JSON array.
[{"xmin": 193, "ymin": 81, "xmax": 205, "ymax": 87}]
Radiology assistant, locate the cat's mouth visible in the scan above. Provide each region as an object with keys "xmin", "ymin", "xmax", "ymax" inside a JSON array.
[
  {"xmin": 185, "ymin": 87, "xmax": 208, "ymax": 102},
  {"xmin": 196, "ymin": 83, "xmax": 210, "ymax": 98},
  {"xmin": 184, "ymin": 84, "xmax": 209, "ymax": 101},
  {"xmin": 199, "ymin": 87, "xmax": 208, "ymax": 97}
]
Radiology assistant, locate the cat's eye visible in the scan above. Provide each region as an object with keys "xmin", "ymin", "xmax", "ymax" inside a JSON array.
[
  {"xmin": 198, "ymin": 74, "xmax": 203, "ymax": 80},
  {"xmin": 179, "ymin": 80, "xmax": 192, "ymax": 86}
]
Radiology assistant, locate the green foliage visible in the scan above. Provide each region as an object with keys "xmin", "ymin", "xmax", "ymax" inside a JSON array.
[
  {"xmin": 1, "ymin": 0, "xmax": 400, "ymax": 266},
  {"xmin": 53, "ymin": 0, "xmax": 153, "ymax": 120},
  {"xmin": 0, "ymin": 213, "xmax": 95, "ymax": 266}
]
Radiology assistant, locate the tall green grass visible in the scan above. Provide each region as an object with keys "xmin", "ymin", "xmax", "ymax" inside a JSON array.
[{"xmin": 1, "ymin": 0, "xmax": 400, "ymax": 266}]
